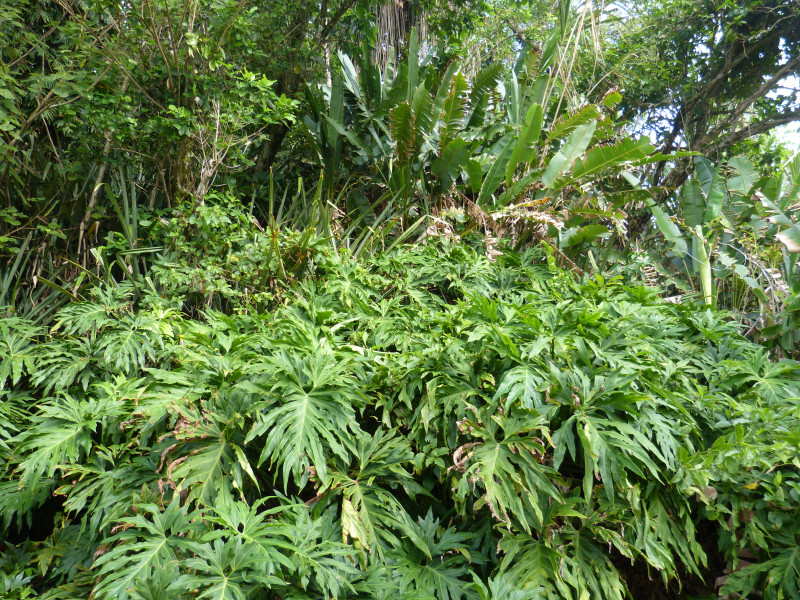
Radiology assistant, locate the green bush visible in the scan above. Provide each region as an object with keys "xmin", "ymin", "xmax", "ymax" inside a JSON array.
[
  {"xmin": 141, "ymin": 197, "xmax": 333, "ymax": 314},
  {"xmin": 1, "ymin": 239, "xmax": 798, "ymax": 598}
]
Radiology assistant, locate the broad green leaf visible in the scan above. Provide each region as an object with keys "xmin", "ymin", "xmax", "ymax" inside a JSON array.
[
  {"xmin": 494, "ymin": 365, "xmax": 544, "ymax": 408},
  {"xmin": 93, "ymin": 499, "xmax": 200, "ymax": 600},
  {"xmin": 466, "ymin": 159, "xmax": 483, "ymax": 194},
  {"xmin": 726, "ymin": 156, "xmax": 758, "ymax": 197},
  {"xmin": 0, "ymin": 322, "xmax": 38, "ymax": 388},
  {"xmin": 326, "ymin": 74, "xmax": 344, "ymax": 182},
  {"xmin": 432, "ymin": 138, "xmax": 470, "ymax": 191},
  {"xmin": 439, "ymin": 73, "xmax": 469, "ymax": 150},
  {"xmin": 477, "ymin": 133, "xmax": 515, "ymax": 206},
  {"xmin": 694, "ymin": 156, "xmax": 715, "ymax": 193},
  {"xmin": 499, "ymin": 536, "xmax": 560, "ymax": 587},
  {"xmin": 571, "ymin": 137, "xmax": 654, "ymax": 180},
  {"xmin": 176, "ymin": 539, "xmax": 283, "ymax": 599},
  {"xmin": 390, "ymin": 102, "xmax": 416, "ymax": 165},
  {"xmin": 645, "ymin": 197, "xmax": 688, "ymax": 257},
  {"xmin": 561, "ymin": 224, "xmax": 610, "ymax": 247},
  {"xmin": 338, "ymin": 53, "xmax": 362, "ymax": 100},
  {"xmin": 693, "ymin": 156, "xmax": 724, "ymax": 222},
  {"xmin": 324, "ymin": 115, "xmax": 368, "ymax": 154},
  {"xmin": 681, "ymin": 180, "xmax": 705, "ymax": 227},
  {"xmin": 541, "ymin": 121, "xmax": 597, "ymax": 188},
  {"xmin": 406, "ymin": 30, "xmax": 418, "ymax": 103},
  {"xmin": 704, "ymin": 169, "xmax": 725, "ymax": 222},
  {"xmin": 430, "ymin": 61, "xmax": 461, "ymax": 133},
  {"xmin": 602, "ymin": 90, "xmax": 623, "ymax": 107},
  {"xmin": 694, "ymin": 226, "xmax": 713, "ymax": 305},
  {"xmin": 245, "ymin": 351, "xmax": 363, "ymax": 488},
  {"xmin": 466, "ymin": 64, "xmax": 503, "ymax": 127},
  {"xmin": 506, "ymin": 103, "xmax": 543, "ymax": 186},
  {"xmin": 170, "ymin": 431, "xmax": 233, "ymax": 506},
  {"xmin": 411, "ymin": 83, "xmax": 434, "ymax": 138}
]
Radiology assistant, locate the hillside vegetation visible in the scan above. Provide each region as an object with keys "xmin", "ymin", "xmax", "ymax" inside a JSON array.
[
  {"xmin": 2, "ymin": 0, "xmax": 800, "ymax": 597},
  {"xmin": 2, "ymin": 230, "xmax": 800, "ymax": 598}
]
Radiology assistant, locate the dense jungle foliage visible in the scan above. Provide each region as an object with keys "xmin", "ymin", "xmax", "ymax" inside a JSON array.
[
  {"xmin": 2, "ymin": 234, "xmax": 799, "ymax": 599},
  {"xmin": 1, "ymin": 0, "xmax": 800, "ymax": 597}
]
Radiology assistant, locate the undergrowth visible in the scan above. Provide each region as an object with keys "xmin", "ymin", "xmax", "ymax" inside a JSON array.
[{"xmin": 1, "ymin": 239, "xmax": 799, "ymax": 599}]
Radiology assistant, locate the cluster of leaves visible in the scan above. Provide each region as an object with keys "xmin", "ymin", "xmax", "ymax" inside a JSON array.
[
  {"xmin": 138, "ymin": 197, "xmax": 334, "ymax": 314},
  {"xmin": 0, "ymin": 0, "xmax": 297, "ymax": 316},
  {"xmin": 304, "ymin": 36, "xmax": 666, "ymax": 261},
  {"xmin": 647, "ymin": 152, "xmax": 800, "ymax": 358},
  {"xmin": 593, "ymin": 0, "xmax": 799, "ymax": 166},
  {"xmin": 2, "ymin": 236, "xmax": 798, "ymax": 598}
]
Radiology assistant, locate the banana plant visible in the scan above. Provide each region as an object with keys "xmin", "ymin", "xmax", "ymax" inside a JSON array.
[
  {"xmin": 645, "ymin": 156, "xmax": 757, "ymax": 306},
  {"xmin": 751, "ymin": 153, "xmax": 800, "ymax": 354},
  {"xmin": 647, "ymin": 154, "xmax": 800, "ymax": 352}
]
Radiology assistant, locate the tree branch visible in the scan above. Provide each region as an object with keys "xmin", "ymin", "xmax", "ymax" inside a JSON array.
[
  {"xmin": 317, "ymin": 0, "xmax": 358, "ymax": 43},
  {"xmin": 697, "ymin": 53, "xmax": 800, "ymax": 148},
  {"xmin": 714, "ymin": 108, "xmax": 800, "ymax": 152}
]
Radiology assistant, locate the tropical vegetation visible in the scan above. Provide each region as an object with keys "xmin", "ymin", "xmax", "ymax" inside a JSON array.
[{"xmin": 1, "ymin": 0, "xmax": 799, "ymax": 597}]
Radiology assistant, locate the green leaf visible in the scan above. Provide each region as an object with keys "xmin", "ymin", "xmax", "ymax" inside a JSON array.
[
  {"xmin": 433, "ymin": 138, "xmax": 470, "ymax": 191},
  {"xmin": 477, "ymin": 134, "xmax": 515, "ymax": 206},
  {"xmin": 494, "ymin": 366, "xmax": 544, "ymax": 408},
  {"xmin": 246, "ymin": 350, "xmax": 363, "ymax": 488},
  {"xmin": 726, "ymin": 156, "xmax": 758, "ymax": 197},
  {"xmin": 175, "ymin": 539, "xmax": 284, "ymax": 599},
  {"xmin": 499, "ymin": 535, "xmax": 560, "ymax": 588},
  {"xmin": 93, "ymin": 498, "xmax": 201, "ymax": 600},
  {"xmin": 466, "ymin": 64, "xmax": 503, "ymax": 127},
  {"xmin": 326, "ymin": 74, "xmax": 344, "ymax": 183},
  {"xmin": 428, "ymin": 60, "xmax": 461, "ymax": 133},
  {"xmin": 722, "ymin": 545, "xmax": 800, "ymax": 599},
  {"xmin": 205, "ymin": 499, "xmax": 298, "ymax": 573},
  {"xmin": 692, "ymin": 157, "xmax": 725, "ymax": 222},
  {"xmin": 506, "ymin": 103, "xmax": 543, "ymax": 186},
  {"xmin": 439, "ymin": 73, "xmax": 469, "ymax": 150},
  {"xmin": 547, "ymin": 105, "xmax": 600, "ymax": 142},
  {"xmin": 407, "ymin": 30, "xmax": 419, "ymax": 103},
  {"xmin": 391, "ymin": 102, "xmax": 416, "ymax": 165},
  {"xmin": 15, "ymin": 395, "xmax": 117, "ymax": 487},
  {"xmin": 169, "ymin": 428, "xmax": 234, "ymax": 506},
  {"xmin": 324, "ymin": 115, "xmax": 369, "ymax": 155},
  {"xmin": 645, "ymin": 197, "xmax": 688, "ymax": 257},
  {"xmin": 386, "ymin": 512, "xmax": 475, "ymax": 600},
  {"xmin": 571, "ymin": 137, "xmax": 654, "ymax": 180},
  {"xmin": 681, "ymin": 180, "xmax": 705, "ymax": 228},
  {"xmin": 561, "ymin": 224, "xmax": 610, "ymax": 247},
  {"xmin": 466, "ymin": 159, "xmax": 483, "ymax": 195},
  {"xmin": 0, "ymin": 319, "xmax": 39, "ymax": 389},
  {"xmin": 541, "ymin": 121, "xmax": 597, "ymax": 188}
]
